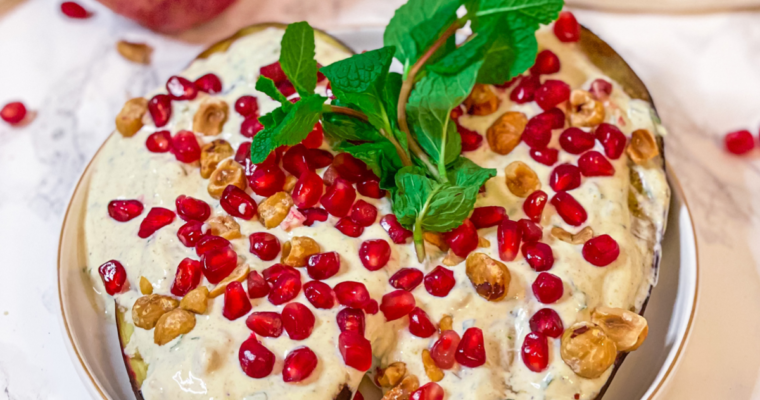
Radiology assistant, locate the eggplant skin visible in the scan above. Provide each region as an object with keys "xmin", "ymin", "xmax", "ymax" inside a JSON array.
[{"xmin": 115, "ymin": 304, "xmax": 146, "ymax": 400}]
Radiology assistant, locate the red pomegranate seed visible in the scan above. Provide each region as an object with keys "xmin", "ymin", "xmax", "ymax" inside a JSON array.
[
  {"xmin": 145, "ymin": 131, "xmax": 171, "ymax": 153},
  {"xmin": 170, "ymin": 258, "xmax": 201, "ymax": 296},
  {"xmin": 725, "ymin": 130, "xmax": 755, "ymax": 155},
  {"xmin": 554, "ymin": 11, "xmax": 581, "ymax": 42},
  {"xmin": 334, "ymin": 281, "xmax": 371, "ymax": 309},
  {"xmin": 177, "ymin": 221, "xmax": 205, "ymax": 247},
  {"xmin": 268, "ymin": 272, "xmax": 302, "ymax": 305},
  {"xmin": 166, "ymin": 76, "xmax": 197, "ymax": 101},
  {"xmin": 523, "ymin": 190, "xmax": 548, "ymax": 223},
  {"xmin": 175, "ymin": 195, "xmax": 210, "ymax": 222},
  {"xmin": 235, "ymin": 95, "xmax": 259, "ymax": 117},
  {"xmin": 522, "ymin": 332, "xmax": 549, "ymax": 372},
  {"xmin": 148, "ymin": 94, "xmax": 172, "ymax": 127},
  {"xmin": 338, "ymin": 331, "xmax": 372, "ymax": 371},
  {"xmin": 535, "ymin": 80, "xmax": 571, "ymax": 111},
  {"xmin": 282, "ymin": 144, "xmax": 310, "ymax": 176},
  {"xmin": 194, "ymin": 73, "xmax": 222, "ymax": 94},
  {"xmin": 170, "ymin": 130, "xmax": 201, "ymax": 163},
  {"xmin": 107, "ymin": 199, "xmax": 144, "ymax": 222},
  {"xmin": 195, "ymin": 235, "xmax": 230, "ymax": 256},
  {"xmin": 354, "ymin": 393, "xmax": 365, "ymax": 400},
  {"xmin": 98, "ymin": 260, "xmax": 126, "ymax": 295},
  {"xmin": 248, "ymin": 166, "xmax": 285, "ymax": 197},
  {"xmin": 201, "ymin": 246, "xmax": 237, "ymax": 284},
  {"xmin": 282, "ymin": 347, "xmax": 318, "ymax": 383},
  {"xmin": 138, "ymin": 207, "xmax": 175, "ymax": 238},
  {"xmin": 443, "ymin": 219, "xmax": 478, "ymax": 258},
  {"xmin": 380, "ymin": 290, "xmax": 416, "ymax": 321},
  {"xmin": 595, "ymin": 123, "xmax": 627, "ymax": 159},
  {"xmin": 300, "ymin": 207, "xmax": 329, "ymax": 226},
  {"xmin": 531, "ymin": 50, "xmax": 561, "ymax": 75},
  {"xmin": 291, "ymin": 171, "xmax": 323, "ymax": 208},
  {"xmin": 529, "ymin": 308, "xmax": 564, "ymax": 338},
  {"xmin": 583, "ymin": 234, "xmax": 620, "ymax": 266},
  {"xmin": 389, "ymin": 268, "xmax": 424, "ymax": 292},
  {"xmin": 456, "ymin": 327, "xmax": 486, "ymax": 368},
  {"xmin": 450, "ymin": 105, "xmax": 464, "ymax": 119},
  {"xmin": 551, "ymin": 191, "xmax": 587, "ymax": 226},
  {"xmin": 424, "ymin": 266, "xmax": 456, "ymax": 297},
  {"xmin": 239, "ymin": 335, "xmax": 275, "ymax": 378},
  {"xmin": 247, "ymin": 271, "xmax": 270, "ymax": 299},
  {"xmin": 579, "ymin": 151, "xmax": 615, "ymax": 177},
  {"xmin": 303, "ymin": 123, "xmax": 324, "ymax": 149},
  {"xmin": 530, "ymin": 148, "xmax": 559, "ymax": 166},
  {"xmin": 522, "ymin": 116, "xmax": 552, "ymax": 149},
  {"xmin": 278, "ymin": 81, "xmax": 297, "ymax": 97},
  {"xmin": 498, "ymin": 219, "xmax": 521, "ymax": 262},
  {"xmin": 430, "ymin": 330, "xmax": 461, "ymax": 369},
  {"xmin": 522, "ymin": 242, "xmax": 554, "ymax": 272},
  {"xmin": 337, "ymin": 308, "xmax": 366, "ymax": 335},
  {"xmin": 248, "ymin": 232, "xmax": 280, "ymax": 261},
  {"xmin": 458, "ymin": 124, "xmax": 484, "ymax": 152},
  {"xmin": 260, "ymin": 61, "xmax": 286, "ymax": 83},
  {"xmin": 380, "ymin": 215, "xmax": 413, "ymax": 244},
  {"xmin": 305, "ymin": 149, "xmax": 333, "ymax": 170},
  {"xmin": 282, "ymin": 302, "xmax": 315, "ymax": 340},
  {"xmin": 536, "ymin": 107, "xmax": 566, "ymax": 129},
  {"xmin": 303, "ymin": 280, "xmax": 335, "ymax": 309},
  {"xmin": 322, "ymin": 165, "xmax": 340, "ymax": 186},
  {"xmin": 220, "ymin": 185, "xmax": 257, "ymax": 220},
  {"xmin": 336, "ymin": 217, "xmax": 364, "ymax": 237},
  {"xmin": 559, "ymin": 127, "xmax": 595, "ymax": 154},
  {"xmin": 321, "ymin": 178, "xmax": 356, "ymax": 217},
  {"xmin": 532, "ymin": 272, "xmax": 564, "ymax": 303},
  {"xmin": 241, "ymin": 117, "xmax": 264, "ymax": 139},
  {"xmin": 333, "ymin": 153, "xmax": 369, "ymax": 183},
  {"xmin": 510, "ymin": 75, "xmax": 540, "ymax": 104},
  {"xmin": 364, "ymin": 299, "xmax": 379, "ymax": 315},
  {"xmin": 0, "ymin": 101, "xmax": 27, "ymax": 124},
  {"xmin": 590, "ymin": 79, "xmax": 613, "ymax": 101},
  {"xmin": 550, "ymin": 164, "xmax": 582, "ymax": 192},
  {"xmin": 470, "ymin": 206, "xmax": 506, "ymax": 229},
  {"xmin": 60, "ymin": 1, "xmax": 91, "ymax": 18},
  {"xmin": 357, "ymin": 180, "xmax": 386, "ymax": 199},
  {"xmin": 408, "ymin": 307, "xmax": 436, "ymax": 338},
  {"xmin": 359, "ymin": 239, "xmax": 391, "ymax": 271},
  {"xmin": 263, "ymin": 263, "xmax": 299, "ymax": 284},
  {"xmin": 246, "ymin": 311, "xmax": 283, "ymax": 337},
  {"xmin": 518, "ymin": 219, "xmax": 542, "ymax": 243},
  {"xmin": 411, "ymin": 383, "xmax": 444, "ymax": 400},
  {"xmin": 307, "ymin": 252, "xmax": 340, "ymax": 280},
  {"xmin": 223, "ymin": 281, "xmax": 252, "ymax": 320},
  {"xmin": 349, "ymin": 200, "xmax": 378, "ymax": 227}
]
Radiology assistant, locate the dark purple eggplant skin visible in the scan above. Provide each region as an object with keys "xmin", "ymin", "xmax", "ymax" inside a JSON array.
[{"xmin": 114, "ymin": 303, "xmax": 145, "ymax": 400}]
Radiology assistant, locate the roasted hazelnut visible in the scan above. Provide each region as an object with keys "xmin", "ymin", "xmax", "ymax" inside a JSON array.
[
  {"xmin": 283, "ymin": 174, "xmax": 298, "ymax": 193},
  {"xmin": 377, "ymin": 362, "xmax": 406, "ymax": 388},
  {"xmin": 551, "ymin": 226, "xmax": 594, "ymax": 245},
  {"xmin": 116, "ymin": 40, "xmax": 152, "ymax": 65},
  {"xmin": 422, "ymin": 349, "xmax": 444, "ymax": 382},
  {"xmin": 442, "ymin": 249, "xmax": 464, "ymax": 266},
  {"xmin": 381, "ymin": 375, "xmax": 419, "ymax": 400},
  {"xmin": 207, "ymin": 215, "xmax": 241, "ymax": 240},
  {"xmin": 466, "ymin": 252, "xmax": 511, "ymax": 301},
  {"xmin": 424, "ymin": 232, "xmax": 449, "ymax": 252},
  {"xmin": 154, "ymin": 309, "xmax": 196, "ymax": 346},
  {"xmin": 208, "ymin": 159, "xmax": 246, "ymax": 199},
  {"xmin": 560, "ymin": 322, "xmax": 617, "ymax": 379},
  {"xmin": 281, "ymin": 236, "xmax": 320, "ymax": 267},
  {"xmin": 139, "ymin": 276, "xmax": 153, "ymax": 295},
  {"xmin": 200, "ymin": 139, "xmax": 234, "ymax": 179},
  {"xmin": 132, "ymin": 295, "xmax": 179, "ymax": 330},
  {"xmin": 569, "ymin": 90, "xmax": 605, "ymax": 127},
  {"xmin": 193, "ymin": 96, "xmax": 229, "ymax": 136},
  {"xmin": 464, "ymin": 84, "xmax": 500, "ymax": 116},
  {"xmin": 486, "ymin": 111, "xmax": 528, "ymax": 155},
  {"xmin": 438, "ymin": 315, "xmax": 453, "ymax": 333},
  {"xmin": 626, "ymin": 129, "xmax": 659, "ymax": 165},
  {"xmin": 258, "ymin": 192, "xmax": 294, "ymax": 229},
  {"xmin": 209, "ymin": 264, "xmax": 250, "ymax": 298},
  {"xmin": 505, "ymin": 161, "xmax": 540, "ymax": 198},
  {"xmin": 180, "ymin": 286, "xmax": 210, "ymax": 314},
  {"xmin": 478, "ymin": 236, "xmax": 491, "ymax": 248},
  {"xmin": 115, "ymin": 98, "xmax": 148, "ymax": 137},
  {"xmin": 591, "ymin": 307, "xmax": 649, "ymax": 352}
]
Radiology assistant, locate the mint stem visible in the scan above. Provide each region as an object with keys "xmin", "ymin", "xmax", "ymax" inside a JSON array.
[{"xmin": 413, "ymin": 218, "xmax": 426, "ymax": 263}]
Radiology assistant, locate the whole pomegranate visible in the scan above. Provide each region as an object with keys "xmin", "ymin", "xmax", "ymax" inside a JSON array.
[{"xmin": 96, "ymin": 0, "xmax": 235, "ymax": 33}]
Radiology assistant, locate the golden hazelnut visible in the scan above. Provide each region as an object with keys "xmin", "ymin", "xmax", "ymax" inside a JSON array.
[
  {"xmin": 505, "ymin": 161, "xmax": 540, "ymax": 198},
  {"xmin": 464, "ymin": 84, "xmax": 500, "ymax": 116},
  {"xmin": 591, "ymin": 307, "xmax": 649, "ymax": 352},
  {"xmin": 200, "ymin": 139, "xmax": 234, "ymax": 179},
  {"xmin": 208, "ymin": 159, "xmax": 246, "ymax": 199},
  {"xmin": 180, "ymin": 286, "xmax": 210, "ymax": 314},
  {"xmin": 258, "ymin": 192, "xmax": 294, "ymax": 229},
  {"xmin": 132, "ymin": 295, "xmax": 179, "ymax": 330},
  {"xmin": 466, "ymin": 252, "xmax": 511, "ymax": 301},
  {"xmin": 560, "ymin": 322, "xmax": 618, "ymax": 379},
  {"xmin": 486, "ymin": 111, "xmax": 528, "ymax": 155},
  {"xmin": 154, "ymin": 309, "xmax": 196, "ymax": 346}
]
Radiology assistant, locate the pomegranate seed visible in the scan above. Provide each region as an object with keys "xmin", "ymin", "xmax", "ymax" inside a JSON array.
[
  {"xmin": 60, "ymin": 1, "xmax": 91, "ymax": 18},
  {"xmin": 554, "ymin": 11, "xmax": 581, "ymax": 42},
  {"xmin": 260, "ymin": 61, "xmax": 286, "ymax": 83},
  {"xmin": 364, "ymin": 299, "xmax": 379, "ymax": 315},
  {"xmin": 725, "ymin": 130, "xmax": 755, "ymax": 155},
  {"xmin": 239, "ymin": 335, "xmax": 275, "ymax": 378},
  {"xmin": 300, "ymin": 207, "xmax": 329, "ymax": 226},
  {"xmin": 380, "ymin": 214, "xmax": 413, "ymax": 244},
  {"xmin": 303, "ymin": 123, "xmax": 324, "ymax": 149},
  {"xmin": 522, "ymin": 332, "xmax": 549, "ymax": 372},
  {"xmin": 291, "ymin": 171, "xmax": 323, "ymax": 208},
  {"xmin": 305, "ymin": 148, "xmax": 333, "ymax": 170},
  {"xmin": 578, "ymin": 151, "xmax": 615, "ymax": 177},
  {"xmin": 411, "ymin": 383, "xmax": 445, "ymax": 400},
  {"xmin": 590, "ymin": 79, "xmax": 613, "ymax": 101},
  {"xmin": 0, "ymin": 101, "xmax": 27, "ymax": 124},
  {"xmin": 248, "ymin": 166, "xmax": 285, "ymax": 197},
  {"xmin": 268, "ymin": 272, "xmax": 302, "ymax": 305},
  {"xmin": 246, "ymin": 311, "xmax": 283, "ymax": 337},
  {"xmin": 595, "ymin": 123, "xmax": 627, "ymax": 159},
  {"xmin": 354, "ymin": 393, "xmax": 365, "ymax": 400},
  {"xmin": 247, "ymin": 232, "xmax": 280, "ymax": 261},
  {"xmin": 145, "ymin": 131, "xmax": 171, "ymax": 153},
  {"xmin": 201, "ymin": 246, "xmax": 237, "ymax": 284},
  {"xmin": 336, "ymin": 217, "xmax": 364, "ymax": 237},
  {"xmin": 166, "ymin": 76, "xmax": 197, "ymax": 101},
  {"xmin": 451, "ymin": 105, "xmax": 464, "ymax": 119},
  {"xmin": 522, "ymin": 242, "xmax": 554, "ymax": 271},
  {"xmin": 241, "ymin": 117, "xmax": 264, "ymax": 140},
  {"xmin": 175, "ymin": 195, "xmax": 210, "ymax": 222},
  {"xmin": 531, "ymin": 50, "xmax": 561, "ymax": 75},
  {"xmin": 322, "ymin": 165, "xmax": 340, "ymax": 186},
  {"xmin": 177, "ymin": 221, "xmax": 205, "ymax": 247},
  {"xmin": 550, "ymin": 164, "xmax": 582, "ymax": 192},
  {"xmin": 389, "ymin": 268, "xmax": 424, "ymax": 292},
  {"xmin": 220, "ymin": 185, "xmax": 257, "ymax": 220},
  {"xmin": 223, "ymin": 281, "xmax": 252, "ymax": 320},
  {"xmin": 303, "ymin": 280, "xmax": 335, "ymax": 309},
  {"xmin": 98, "ymin": 260, "xmax": 126, "ymax": 295},
  {"xmin": 498, "ymin": 219, "xmax": 521, "ymax": 262},
  {"xmin": 338, "ymin": 331, "xmax": 372, "ymax": 371},
  {"xmin": 282, "ymin": 347, "xmax": 318, "ymax": 383},
  {"xmin": 263, "ymin": 263, "xmax": 299, "ymax": 284},
  {"xmin": 170, "ymin": 130, "xmax": 201, "ymax": 163},
  {"xmin": 536, "ymin": 107, "xmax": 566, "ymax": 129},
  {"xmin": 349, "ymin": 200, "xmax": 378, "ymax": 227},
  {"xmin": 535, "ymin": 80, "xmax": 571, "ymax": 111},
  {"xmin": 307, "ymin": 252, "xmax": 340, "ymax": 280},
  {"xmin": 471, "ymin": 206, "xmax": 506, "ymax": 229},
  {"xmin": 282, "ymin": 144, "xmax": 310, "ymax": 176},
  {"xmin": 458, "ymin": 124, "xmax": 484, "ymax": 152},
  {"xmin": 148, "ymin": 94, "xmax": 172, "ymax": 127},
  {"xmin": 523, "ymin": 190, "xmax": 548, "ymax": 223},
  {"xmin": 334, "ymin": 281, "xmax": 371, "ymax": 309},
  {"xmin": 529, "ymin": 308, "xmax": 564, "ymax": 338},
  {"xmin": 247, "ymin": 271, "xmax": 270, "ymax": 298},
  {"xmin": 518, "ymin": 219, "xmax": 543, "ymax": 243},
  {"xmin": 532, "ymin": 272, "xmax": 564, "ymax": 304},
  {"xmin": 559, "ymin": 128, "xmax": 595, "ymax": 154},
  {"xmin": 456, "ymin": 327, "xmax": 486, "ymax": 368},
  {"xmin": 332, "ymin": 153, "xmax": 369, "ymax": 183},
  {"xmin": 278, "ymin": 81, "xmax": 297, "ymax": 97},
  {"xmin": 235, "ymin": 95, "xmax": 259, "ymax": 117},
  {"xmin": 495, "ymin": 76, "xmax": 518, "ymax": 89},
  {"xmin": 530, "ymin": 147, "xmax": 559, "ymax": 166},
  {"xmin": 551, "ymin": 191, "xmax": 587, "ymax": 226},
  {"xmin": 358, "ymin": 239, "xmax": 391, "ymax": 271},
  {"xmin": 107, "ymin": 199, "xmax": 144, "ymax": 222},
  {"xmin": 282, "ymin": 302, "xmax": 315, "ymax": 340},
  {"xmin": 137, "ymin": 207, "xmax": 175, "ymax": 238},
  {"xmin": 522, "ymin": 116, "xmax": 552, "ymax": 149},
  {"xmin": 170, "ymin": 258, "xmax": 202, "ymax": 296},
  {"xmin": 424, "ymin": 266, "xmax": 456, "ymax": 297},
  {"xmin": 380, "ymin": 290, "xmax": 416, "ymax": 321},
  {"xmin": 194, "ymin": 73, "xmax": 222, "ymax": 94},
  {"xmin": 195, "ymin": 235, "xmax": 230, "ymax": 256},
  {"xmin": 321, "ymin": 178, "xmax": 356, "ymax": 217},
  {"xmin": 337, "ymin": 308, "xmax": 365, "ymax": 335},
  {"xmin": 583, "ymin": 234, "xmax": 620, "ymax": 266},
  {"xmin": 357, "ymin": 180, "xmax": 386, "ymax": 199},
  {"xmin": 430, "ymin": 330, "xmax": 461, "ymax": 369},
  {"xmin": 443, "ymin": 219, "xmax": 478, "ymax": 258},
  {"xmin": 510, "ymin": 75, "xmax": 540, "ymax": 104},
  {"xmin": 408, "ymin": 307, "xmax": 436, "ymax": 338}
]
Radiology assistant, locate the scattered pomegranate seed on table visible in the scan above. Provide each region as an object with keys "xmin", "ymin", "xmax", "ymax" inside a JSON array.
[
  {"xmin": 521, "ymin": 331, "xmax": 549, "ymax": 372},
  {"xmin": 239, "ymin": 335, "xmax": 275, "ymax": 378},
  {"xmin": 529, "ymin": 308, "xmax": 564, "ymax": 338},
  {"xmin": 263, "ymin": 264, "xmax": 298, "ymax": 284},
  {"xmin": 0, "ymin": 101, "xmax": 27, "ymax": 124},
  {"xmin": 282, "ymin": 347, "xmax": 318, "ymax": 382},
  {"xmin": 282, "ymin": 302, "xmax": 315, "ymax": 340},
  {"xmin": 306, "ymin": 148, "xmax": 334, "ymax": 169},
  {"xmin": 98, "ymin": 260, "xmax": 127, "ymax": 295},
  {"xmin": 107, "ymin": 199, "xmax": 144, "ymax": 222},
  {"xmin": 554, "ymin": 11, "xmax": 581, "ymax": 42},
  {"xmin": 303, "ymin": 280, "xmax": 335, "ymax": 309},
  {"xmin": 246, "ymin": 311, "xmax": 283, "ymax": 338},
  {"xmin": 60, "ymin": 1, "xmax": 92, "ymax": 19},
  {"xmin": 283, "ymin": 144, "xmax": 311, "ymax": 176},
  {"xmin": 170, "ymin": 258, "xmax": 202, "ymax": 296},
  {"xmin": 724, "ymin": 130, "xmax": 755, "ymax": 155},
  {"xmin": 583, "ymin": 234, "xmax": 620, "ymax": 266},
  {"xmin": 222, "ymin": 281, "xmax": 252, "ymax": 320}
]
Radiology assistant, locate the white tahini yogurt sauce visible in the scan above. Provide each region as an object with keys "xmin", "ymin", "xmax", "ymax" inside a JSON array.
[{"xmin": 84, "ymin": 27, "xmax": 669, "ymax": 400}]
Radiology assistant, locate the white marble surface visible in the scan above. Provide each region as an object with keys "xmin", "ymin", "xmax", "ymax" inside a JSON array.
[{"xmin": 1, "ymin": 0, "xmax": 760, "ymax": 399}]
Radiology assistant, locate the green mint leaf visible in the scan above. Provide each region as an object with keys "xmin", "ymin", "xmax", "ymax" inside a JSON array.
[
  {"xmin": 258, "ymin": 106, "xmax": 289, "ymax": 129},
  {"xmin": 256, "ymin": 76, "xmax": 292, "ymax": 106},
  {"xmin": 428, "ymin": 27, "xmax": 493, "ymax": 75},
  {"xmin": 381, "ymin": 73, "xmax": 410, "ymax": 152},
  {"xmin": 321, "ymin": 112, "xmax": 383, "ymax": 143},
  {"xmin": 334, "ymin": 140, "xmax": 404, "ymax": 189},
  {"xmin": 476, "ymin": 0, "xmax": 564, "ymax": 24},
  {"xmin": 280, "ymin": 21, "xmax": 317, "ymax": 97},
  {"xmin": 250, "ymin": 94, "xmax": 326, "ymax": 163},
  {"xmin": 392, "ymin": 167, "xmax": 435, "ymax": 228},
  {"xmin": 446, "ymin": 156, "xmax": 497, "ymax": 188},
  {"xmin": 423, "ymin": 183, "xmax": 480, "ymax": 232}
]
